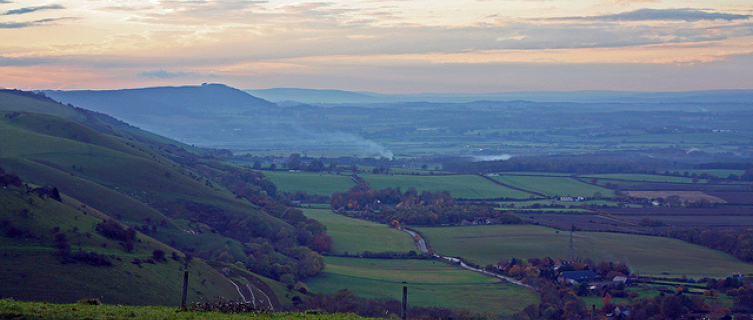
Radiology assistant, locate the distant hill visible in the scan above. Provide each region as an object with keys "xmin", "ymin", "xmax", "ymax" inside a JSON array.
[
  {"xmin": 42, "ymin": 85, "xmax": 396, "ymax": 157},
  {"xmin": 46, "ymin": 83, "xmax": 276, "ymax": 115},
  {"xmin": 44, "ymin": 84, "xmax": 277, "ymax": 140},
  {"xmin": 246, "ymin": 88, "xmax": 385, "ymax": 104},
  {"xmin": 247, "ymin": 88, "xmax": 753, "ymax": 104}
]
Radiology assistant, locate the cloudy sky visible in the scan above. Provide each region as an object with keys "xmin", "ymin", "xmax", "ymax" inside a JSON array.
[{"xmin": 1, "ymin": 0, "xmax": 752, "ymax": 93}]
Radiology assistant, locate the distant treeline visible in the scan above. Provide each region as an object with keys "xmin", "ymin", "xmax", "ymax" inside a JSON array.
[
  {"xmin": 331, "ymin": 183, "xmax": 522, "ymax": 226},
  {"xmin": 658, "ymin": 228, "xmax": 753, "ymax": 262},
  {"xmin": 446, "ymin": 157, "xmax": 753, "ymax": 177}
]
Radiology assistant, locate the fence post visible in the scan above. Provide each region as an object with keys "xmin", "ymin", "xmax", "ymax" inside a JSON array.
[
  {"xmin": 401, "ymin": 286, "xmax": 408, "ymax": 319},
  {"xmin": 181, "ymin": 271, "xmax": 189, "ymax": 310}
]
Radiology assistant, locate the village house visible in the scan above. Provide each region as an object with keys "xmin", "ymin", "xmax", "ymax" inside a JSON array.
[{"xmin": 559, "ymin": 270, "xmax": 600, "ymax": 285}]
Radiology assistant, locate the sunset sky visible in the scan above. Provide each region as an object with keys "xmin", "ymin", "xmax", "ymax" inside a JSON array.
[{"xmin": 1, "ymin": 0, "xmax": 752, "ymax": 93}]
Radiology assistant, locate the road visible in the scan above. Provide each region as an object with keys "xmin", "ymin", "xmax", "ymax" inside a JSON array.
[
  {"xmin": 401, "ymin": 228, "xmax": 536, "ymax": 291},
  {"xmin": 400, "ymin": 228, "xmax": 427, "ymax": 253},
  {"xmin": 438, "ymin": 256, "xmax": 535, "ymax": 290}
]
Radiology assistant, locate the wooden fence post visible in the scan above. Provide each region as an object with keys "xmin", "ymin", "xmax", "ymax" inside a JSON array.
[
  {"xmin": 181, "ymin": 271, "xmax": 189, "ymax": 310},
  {"xmin": 401, "ymin": 286, "xmax": 408, "ymax": 319}
]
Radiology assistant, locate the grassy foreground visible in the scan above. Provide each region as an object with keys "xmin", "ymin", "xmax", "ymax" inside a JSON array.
[{"xmin": 0, "ymin": 299, "xmax": 366, "ymax": 320}]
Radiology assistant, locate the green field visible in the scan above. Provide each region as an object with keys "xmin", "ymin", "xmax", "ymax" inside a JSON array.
[
  {"xmin": 582, "ymin": 173, "xmax": 703, "ymax": 184},
  {"xmin": 306, "ymin": 257, "xmax": 539, "ymax": 316},
  {"xmin": 302, "ymin": 209, "xmax": 415, "ymax": 254},
  {"xmin": 417, "ymin": 225, "xmax": 753, "ymax": 279},
  {"xmin": 361, "ymin": 174, "xmax": 533, "ymax": 199},
  {"xmin": 490, "ymin": 175, "xmax": 614, "ymax": 198},
  {"xmin": 262, "ymin": 171, "xmax": 355, "ymax": 196}
]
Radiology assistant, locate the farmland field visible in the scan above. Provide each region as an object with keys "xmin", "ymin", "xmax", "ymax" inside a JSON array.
[
  {"xmin": 262, "ymin": 171, "xmax": 355, "ymax": 195},
  {"xmin": 361, "ymin": 174, "xmax": 533, "ymax": 199},
  {"xmin": 302, "ymin": 209, "xmax": 415, "ymax": 254},
  {"xmin": 618, "ymin": 215, "xmax": 753, "ymax": 227},
  {"xmin": 624, "ymin": 191, "xmax": 726, "ymax": 203},
  {"xmin": 417, "ymin": 224, "xmax": 753, "ymax": 278},
  {"xmin": 489, "ymin": 175, "xmax": 615, "ymax": 198},
  {"xmin": 305, "ymin": 256, "xmax": 539, "ymax": 317},
  {"xmin": 582, "ymin": 173, "xmax": 702, "ymax": 184}
]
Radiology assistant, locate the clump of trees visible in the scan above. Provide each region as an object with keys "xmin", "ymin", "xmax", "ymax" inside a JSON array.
[
  {"xmin": 95, "ymin": 220, "xmax": 137, "ymax": 252},
  {"xmin": 177, "ymin": 163, "xmax": 333, "ymax": 282},
  {"xmin": 0, "ymin": 166, "xmax": 23, "ymax": 187},
  {"xmin": 243, "ymin": 241, "xmax": 326, "ymax": 285},
  {"xmin": 54, "ymin": 230, "xmax": 112, "ymax": 266},
  {"xmin": 331, "ymin": 183, "xmax": 522, "ymax": 226},
  {"xmin": 31, "ymin": 186, "xmax": 62, "ymax": 202}
]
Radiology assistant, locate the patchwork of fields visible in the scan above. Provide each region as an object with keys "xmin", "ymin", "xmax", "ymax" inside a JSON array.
[
  {"xmin": 417, "ymin": 224, "xmax": 753, "ymax": 278},
  {"xmin": 306, "ymin": 257, "xmax": 540, "ymax": 317},
  {"xmin": 301, "ymin": 208, "xmax": 540, "ymax": 316}
]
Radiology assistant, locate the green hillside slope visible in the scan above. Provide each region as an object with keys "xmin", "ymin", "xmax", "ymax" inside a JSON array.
[
  {"xmin": 0, "ymin": 183, "xmax": 240, "ymax": 305},
  {"xmin": 0, "ymin": 110, "xmax": 292, "ymax": 257},
  {"xmin": 0, "ymin": 90, "xmax": 323, "ymax": 306}
]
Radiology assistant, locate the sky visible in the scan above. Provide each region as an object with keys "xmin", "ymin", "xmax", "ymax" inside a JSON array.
[{"xmin": 1, "ymin": 0, "xmax": 752, "ymax": 93}]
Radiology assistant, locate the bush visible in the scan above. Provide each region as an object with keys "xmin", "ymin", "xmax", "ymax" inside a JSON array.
[
  {"xmin": 77, "ymin": 298, "xmax": 102, "ymax": 305},
  {"xmin": 152, "ymin": 249, "xmax": 166, "ymax": 262}
]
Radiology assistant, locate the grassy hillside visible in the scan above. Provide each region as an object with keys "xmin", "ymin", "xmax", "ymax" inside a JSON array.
[
  {"xmin": 302, "ymin": 209, "xmax": 415, "ymax": 254},
  {"xmin": 0, "ymin": 184, "xmax": 240, "ymax": 305},
  {"xmin": 418, "ymin": 224, "xmax": 753, "ymax": 278},
  {"xmin": 0, "ymin": 90, "xmax": 309, "ymax": 306},
  {"xmin": 0, "ymin": 111, "xmax": 291, "ymax": 261}
]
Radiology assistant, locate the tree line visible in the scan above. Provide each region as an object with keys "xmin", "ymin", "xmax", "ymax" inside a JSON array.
[{"xmin": 330, "ymin": 183, "xmax": 522, "ymax": 226}]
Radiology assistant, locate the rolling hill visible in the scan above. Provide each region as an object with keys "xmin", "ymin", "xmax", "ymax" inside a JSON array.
[
  {"xmin": 43, "ymin": 84, "xmax": 282, "ymax": 149},
  {"xmin": 0, "ymin": 89, "xmax": 319, "ymax": 306}
]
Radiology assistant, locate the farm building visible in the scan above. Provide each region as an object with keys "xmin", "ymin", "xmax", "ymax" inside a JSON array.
[
  {"xmin": 612, "ymin": 276, "xmax": 631, "ymax": 285},
  {"xmin": 559, "ymin": 270, "xmax": 600, "ymax": 284}
]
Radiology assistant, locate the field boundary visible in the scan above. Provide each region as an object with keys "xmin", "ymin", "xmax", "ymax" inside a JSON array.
[{"xmin": 478, "ymin": 174, "xmax": 547, "ymax": 198}]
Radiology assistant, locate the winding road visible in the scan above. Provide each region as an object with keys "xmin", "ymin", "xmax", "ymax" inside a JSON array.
[
  {"xmin": 401, "ymin": 228, "xmax": 536, "ymax": 291},
  {"xmin": 401, "ymin": 228, "xmax": 427, "ymax": 253}
]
